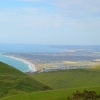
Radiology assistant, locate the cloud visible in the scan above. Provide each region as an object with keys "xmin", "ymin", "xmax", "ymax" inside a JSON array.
[
  {"xmin": 13, "ymin": 0, "xmax": 100, "ymax": 20},
  {"xmin": 1, "ymin": 0, "xmax": 100, "ymax": 33},
  {"xmin": 50, "ymin": 0, "xmax": 100, "ymax": 12},
  {"xmin": 0, "ymin": 6, "xmax": 64, "ymax": 29},
  {"xmin": 16, "ymin": 0, "xmax": 100, "ymax": 11}
]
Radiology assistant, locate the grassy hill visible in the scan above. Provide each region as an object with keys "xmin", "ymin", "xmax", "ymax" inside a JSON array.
[
  {"xmin": 1, "ymin": 62, "xmax": 100, "ymax": 100},
  {"xmin": 30, "ymin": 69, "xmax": 100, "ymax": 89},
  {"xmin": 1, "ymin": 87, "xmax": 100, "ymax": 100},
  {"xmin": 0, "ymin": 62, "xmax": 52, "ymax": 98}
]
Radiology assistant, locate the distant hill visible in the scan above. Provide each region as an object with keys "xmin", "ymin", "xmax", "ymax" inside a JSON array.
[{"xmin": 0, "ymin": 62, "xmax": 52, "ymax": 97}]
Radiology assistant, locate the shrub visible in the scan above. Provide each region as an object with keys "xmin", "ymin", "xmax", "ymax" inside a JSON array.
[{"xmin": 67, "ymin": 90, "xmax": 100, "ymax": 100}]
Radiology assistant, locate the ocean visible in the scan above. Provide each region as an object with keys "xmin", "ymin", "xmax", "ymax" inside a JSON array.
[
  {"xmin": 0, "ymin": 44, "xmax": 62, "ymax": 52},
  {"xmin": 0, "ymin": 44, "xmax": 62, "ymax": 72},
  {"xmin": 0, "ymin": 55, "xmax": 32, "ymax": 72},
  {"xmin": 0, "ymin": 44, "xmax": 100, "ymax": 72},
  {"xmin": 0, "ymin": 44, "xmax": 100, "ymax": 53}
]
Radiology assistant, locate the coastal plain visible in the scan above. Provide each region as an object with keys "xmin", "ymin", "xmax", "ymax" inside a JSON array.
[{"xmin": 3, "ymin": 49, "xmax": 100, "ymax": 72}]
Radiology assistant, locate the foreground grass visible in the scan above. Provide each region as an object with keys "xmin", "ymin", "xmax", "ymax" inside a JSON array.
[
  {"xmin": 1, "ymin": 87, "xmax": 100, "ymax": 100},
  {"xmin": 30, "ymin": 69, "xmax": 100, "ymax": 89}
]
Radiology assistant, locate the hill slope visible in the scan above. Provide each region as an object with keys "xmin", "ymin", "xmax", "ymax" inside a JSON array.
[
  {"xmin": 1, "ymin": 62, "xmax": 100, "ymax": 100},
  {"xmin": 1, "ymin": 87, "xmax": 100, "ymax": 100},
  {"xmin": 0, "ymin": 62, "xmax": 52, "ymax": 97},
  {"xmin": 30, "ymin": 69, "xmax": 100, "ymax": 89}
]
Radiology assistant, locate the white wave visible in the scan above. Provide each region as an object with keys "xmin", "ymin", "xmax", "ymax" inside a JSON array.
[{"xmin": 1, "ymin": 55, "xmax": 37, "ymax": 72}]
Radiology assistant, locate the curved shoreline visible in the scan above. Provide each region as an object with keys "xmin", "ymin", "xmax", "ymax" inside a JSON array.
[{"xmin": 1, "ymin": 54, "xmax": 37, "ymax": 72}]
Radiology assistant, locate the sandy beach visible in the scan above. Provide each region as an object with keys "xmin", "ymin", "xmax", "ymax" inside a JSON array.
[{"xmin": 2, "ymin": 55, "xmax": 37, "ymax": 72}]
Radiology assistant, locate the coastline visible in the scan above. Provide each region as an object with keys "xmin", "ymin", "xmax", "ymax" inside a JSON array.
[{"xmin": 1, "ymin": 54, "xmax": 37, "ymax": 72}]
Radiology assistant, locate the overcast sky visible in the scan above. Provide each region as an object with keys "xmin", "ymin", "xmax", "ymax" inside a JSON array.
[{"xmin": 0, "ymin": 0, "xmax": 100, "ymax": 45}]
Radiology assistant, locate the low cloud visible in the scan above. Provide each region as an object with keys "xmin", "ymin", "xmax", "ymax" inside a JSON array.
[{"xmin": 16, "ymin": 0, "xmax": 100, "ymax": 12}]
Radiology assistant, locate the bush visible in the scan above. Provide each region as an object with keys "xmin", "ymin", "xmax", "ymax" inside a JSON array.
[{"xmin": 67, "ymin": 90, "xmax": 100, "ymax": 100}]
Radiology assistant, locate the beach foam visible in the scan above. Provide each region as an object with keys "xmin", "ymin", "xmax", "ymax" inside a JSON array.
[{"xmin": 1, "ymin": 55, "xmax": 37, "ymax": 72}]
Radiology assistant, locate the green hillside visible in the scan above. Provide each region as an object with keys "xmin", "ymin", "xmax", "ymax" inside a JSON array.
[
  {"xmin": 1, "ymin": 87, "xmax": 100, "ymax": 100},
  {"xmin": 1, "ymin": 62, "xmax": 100, "ymax": 100},
  {"xmin": 0, "ymin": 62, "xmax": 52, "ymax": 98},
  {"xmin": 30, "ymin": 69, "xmax": 100, "ymax": 89}
]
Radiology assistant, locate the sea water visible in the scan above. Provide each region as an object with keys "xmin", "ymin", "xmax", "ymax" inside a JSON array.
[
  {"xmin": 0, "ymin": 55, "xmax": 32, "ymax": 72},
  {"xmin": 0, "ymin": 44, "xmax": 62, "ymax": 72},
  {"xmin": 0, "ymin": 44, "xmax": 62, "ymax": 52}
]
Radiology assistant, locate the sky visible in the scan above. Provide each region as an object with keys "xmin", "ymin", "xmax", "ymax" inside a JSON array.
[{"xmin": 0, "ymin": 0, "xmax": 100, "ymax": 45}]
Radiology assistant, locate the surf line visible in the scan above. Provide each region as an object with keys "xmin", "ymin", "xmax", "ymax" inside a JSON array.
[{"xmin": 1, "ymin": 54, "xmax": 37, "ymax": 72}]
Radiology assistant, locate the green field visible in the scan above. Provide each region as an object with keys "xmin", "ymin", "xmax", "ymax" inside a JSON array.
[
  {"xmin": 1, "ymin": 62, "xmax": 100, "ymax": 100},
  {"xmin": 1, "ymin": 87, "xmax": 100, "ymax": 100},
  {"xmin": 30, "ymin": 69, "xmax": 100, "ymax": 89}
]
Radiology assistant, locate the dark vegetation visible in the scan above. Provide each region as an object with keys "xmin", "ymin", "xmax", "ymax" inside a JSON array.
[
  {"xmin": 1, "ymin": 87, "xmax": 100, "ymax": 100},
  {"xmin": 67, "ymin": 90, "xmax": 100, "ymax": 100},
  {"xmin": 0, "ymin": 62, "xmax": 52, "ymax": 98}
]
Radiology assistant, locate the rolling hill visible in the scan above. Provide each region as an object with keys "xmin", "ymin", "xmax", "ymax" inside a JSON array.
[
  {"xmin": 0, "ymin": 62, "xmax": 52, "ymax": 98},
  {"xmin": 1, "ymin": 87, "xmax": 100, "ymax": 100},
  {"xmin": 30, "ymin": 69, "xmax": 100, "ymax": 89},
  {"xmin": 1, "ymin": 62, "xmax": 100, "ymax": 100}
]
